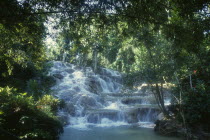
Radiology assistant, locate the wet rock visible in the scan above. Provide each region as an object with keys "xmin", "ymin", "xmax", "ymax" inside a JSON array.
[
  {"xmin": 59, "ymin": 90, "xmax": 78, "ymax": 101},
  {"xmin": 125, "ymin": 110, "xmax": 138, "ymax": 123},
  {"xmin": 65, "ymin": 63, "xmax": 73, "ymax": 68},
  {"xmin": 53, "ymin": 73, "xmax": 64, "ymax": 79},
  {"xmin": 69, "ymin": 74, "xmax": 74, "ymax": 78},
  {"xmin": 57, "ymin": 112, "xmax": 69, "ymax": 126},
  {"xmin": 121, "ymin": 98, "xmax": 142, "ymax": 105},
  {"xmin": 64, "ymin": 103, "xmax": 76, "ymax": 116},
  {"xmin": 154, "ymin": 119, "xmax": 182, "ymax": 136},
  {"xmin": 87, "ymin": 77, "xmax": 103, "ymax": 94},
  {"xmin": 73, "ymin": 86, "xmax": 81, "ymax": 92},
  {"xmin": 63, "ymin": 89, "xmax": 77, "ymax": 95},
  {"xmin": 60, "ymin": 95, "xmax": 72, "ymax": 101},
  {"xmin": 65, "ymin": 69, "xmax": 74, "ymax": 73},
  {"xmin": 100, "ymin": 76, "xmax": 110, "ymax": 82},
  {"xmin": 102, "ymin": 112, "xmax": 120, "ymax": 121},
  {"xmin": 157, "ymin": 113, "xmax": 164, "ymax": 120},
  {"xmin": 53, "ymin": 62, "xmax": 66, "ymax": 69},
  {"xmin": 85, "ymin": 67, "xmax": 94, "ymax": 76},
  {"xmin": 80, "ymin": 96, "xmax": 97, "ymax": 108},
  {"xmin": 74, "ymin": 66, "xmax": 82, "ymax": 70},
  {"xmin": 87, "ymin": 114, "xmax": 100, "ymax": 123}
]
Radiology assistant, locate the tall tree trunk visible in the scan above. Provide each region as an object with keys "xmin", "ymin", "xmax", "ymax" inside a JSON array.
[
  {"xmin": 155, "ymin": 83, "xmax": 169, "ymax": 117},
  {"xmin": 189, "ymin": 74, "xmax": 193, "ymax": 89},
  {"xmin": 93, "ymin": 47, "xmax": 98, "ymax": 72}
]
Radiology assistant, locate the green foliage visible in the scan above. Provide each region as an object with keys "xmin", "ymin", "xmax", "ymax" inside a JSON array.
[
  {"xmin": 26, "ymin": 76, "xmax": 55, "ymax": 100},
  {"xmin": 122, "ymin": 72, "xmax": 143, "ymax": 88},
  {"xmin": 20, "ymin": 62, "xmax": 55, "ymax": 100},
  {"xmin": 184, "ymin": 89, "xmax": 210, "ymax": 127},
  {"xmin": 171, "ymin": 57, "xmax": 210, "ymax": 133},
  {"xmin": 27, "ymin": 80, "xmax": 43, "ymax": 99},
  {"xmin": 182, "ymin": 82, "xmax": 210, "ymax": 131},
  {"xmin": 0, "ymin": 87, "xmax": 63, "ymax": 140},
  {"xmin": 26, "ymin": 62, "xmax": 56, "ymax": 99},
  {"xmin": 37, "ymin": 95, "xmax": 61, "ymax": 114},
  {"xmin": 0, "ymin": 0, "xmax": 50, "ymax": 91}
]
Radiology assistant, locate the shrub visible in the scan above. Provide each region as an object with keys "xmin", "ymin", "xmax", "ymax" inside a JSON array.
[
  {"xmin": 0, "ymin": 87, "xmax": 63, "ymax": 140},
  {"xmin": 37, "ymin": 95, "xmax": 60, "ymax": 114},
  {"xmin": 183, "ymin": 85, "xmax": 210, "ymax": 131}
]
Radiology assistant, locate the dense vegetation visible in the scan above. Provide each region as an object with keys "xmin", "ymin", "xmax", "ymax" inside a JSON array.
[
  {"xmin": 0, "ymin": 0, "xmax": 209, "ymax": 139},
  {"xmin": 0, "ymin": 87, "xmax": 63, "ymax": 140},
  {"xmin": 0, "ymin": 0, "xmax": 63, "ymax": 139}
]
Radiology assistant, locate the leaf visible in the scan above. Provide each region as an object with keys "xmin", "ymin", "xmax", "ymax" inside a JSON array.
[
  {"xmin": 0, "ymin": 110, "xmax": 4, "ymax": 115},
  {"xmin": 21, "ymin": 93, "xmax": 27, "ymax": 96}
]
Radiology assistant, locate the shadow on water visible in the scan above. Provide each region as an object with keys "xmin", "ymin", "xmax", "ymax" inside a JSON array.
[{"xmin": 60, "ymin": 126, "xmax": 181, "ymax": 140}]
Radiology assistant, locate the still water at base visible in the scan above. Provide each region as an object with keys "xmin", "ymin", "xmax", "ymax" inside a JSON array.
[{"xmin": 60, "ymin": 126, "xmax": 181, "ymax": 140}]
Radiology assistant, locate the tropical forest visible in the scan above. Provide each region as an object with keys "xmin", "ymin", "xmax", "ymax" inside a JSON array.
[{"xmin": 0, "ymin": 0, "xmax": 209, "ymax": 140}]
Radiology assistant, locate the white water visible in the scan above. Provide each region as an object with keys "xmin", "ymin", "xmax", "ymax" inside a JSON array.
[{"xmin": 49, "ymin": 61, "xmax": 170, "ymax": 129}]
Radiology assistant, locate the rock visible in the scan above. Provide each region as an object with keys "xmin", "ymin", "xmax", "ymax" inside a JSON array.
[
  {"xmin": 59, "ymin": 90, "xmax": 78, "ymax": 101},
  {"xmin": 79, "ymin": 96, "xmax": 97, "ymax": 108},
  {"xmin": 64, "ymin": 103, "xmax": 76, "ymax": 116},
  {"xmin": 154, "ymin": 119, "xmax": 182, "ymax": 136},
  {"xmin": 157, "ymin": 113, "xmax": 164, "ymax": 120},
  {"xmin": 65, "ymin": 69, "xmax": 74, "ymax": 74},
  {"xmin": 57, "ymin": 112, "xmax": 69, "ymax": 126},
  {"xmin": 125, "ymin": 111, "xmax": 138, "ymax": 123},
  {"xmin": 87, "ymin": 77, "xmax": 103, "ymax": 94},
  {"xmin": 65, "ymin": 63, "xmax": 72, "ymax": 68},
  {"xmin": 69, "ymin": 74, "xmax": 74, "ymax": 78},
  {"xmin": 74, "ymin": 66, "xmax": 82, "ymax": 70},
  {"xmin": 52, "ymin": 73, "xmax": 64, "ymax": 79},
  {"xmin": 121, "ymin": 98, "xmax": 142, "ymax": 105},
  {"xmin": 53, "ymin": 62, "xmax": 65, "ymax": 69},
  {"xmin": 73, "ymin": 86, "xmax": 81, "ymax": 92},
  {"xmin": 87, "ymin": 114, "xmax": 100, "ymax": 123}
]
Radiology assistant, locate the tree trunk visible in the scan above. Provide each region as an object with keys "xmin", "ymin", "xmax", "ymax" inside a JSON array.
[
  {"xmin": 155, "ymin": 83, "xmax": 169, "ymax": 117},
  {"xmin": 189, "ymin": 74, "xmax": 193, "ymax": 89},
  {"xmin": 93, "ymin": 47, "xmax": 98, "ymax": 72}
]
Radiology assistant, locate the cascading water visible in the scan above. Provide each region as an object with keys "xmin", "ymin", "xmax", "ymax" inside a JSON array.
[{"xmin": 49, "ymin": 61, "xmax": 162, "ymax": 129}]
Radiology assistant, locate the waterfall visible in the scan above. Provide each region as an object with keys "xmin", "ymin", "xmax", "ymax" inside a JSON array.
[{"xmin": 50, "ymin": 61, "xmax": 163, "ymax": 129}]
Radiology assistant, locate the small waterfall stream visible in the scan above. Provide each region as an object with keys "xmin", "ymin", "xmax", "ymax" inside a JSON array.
[{"xmin": 50, "ymin": 61, "xmax": 162, "ymax": 129}]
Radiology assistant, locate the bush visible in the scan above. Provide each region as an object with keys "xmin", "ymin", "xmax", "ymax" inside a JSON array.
[
  {"xmin": 37, "ymin": 95, "xmax": 60, "ymax": 114},
  {"xmin": 27, "ymin": 79, "xmax": 43, "ymax": 99},
  {"xmin": 177, "ymin": 72, "xmax": 210, "ymax": 132},
  {"xmin": 0, "ymin": 87, "xmax": 63, "ymax": 140},
  {"xmin": 183, "ymin": 87, "xmax": 210, "ymax": 131}
]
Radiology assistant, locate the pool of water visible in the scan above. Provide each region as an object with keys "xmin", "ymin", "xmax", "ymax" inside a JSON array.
[{"xmin": 60, "ymin": 126, "xmax": 181, "ymax": 140}]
